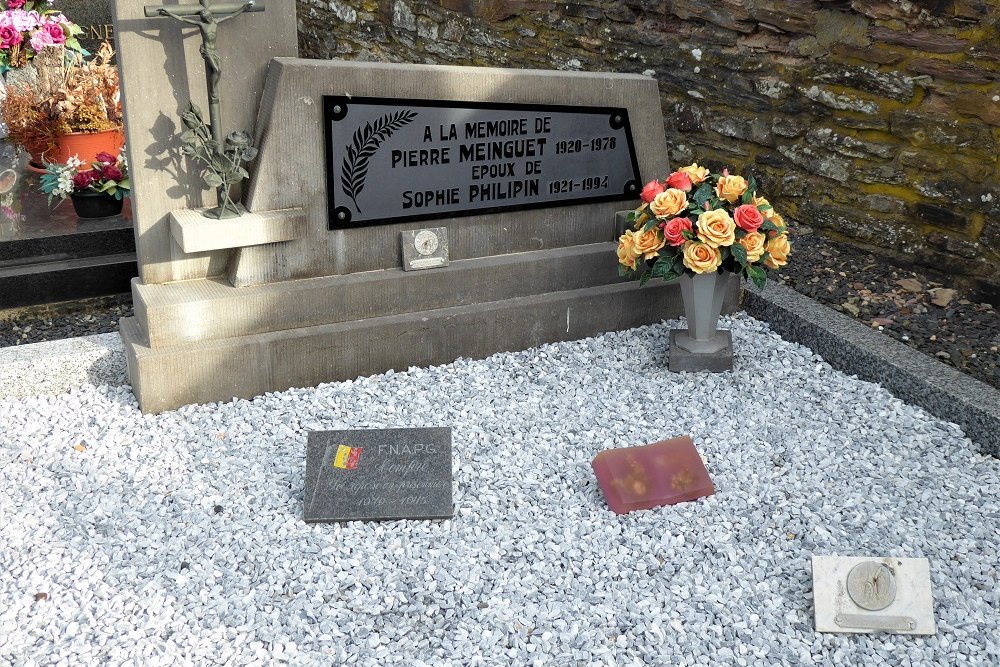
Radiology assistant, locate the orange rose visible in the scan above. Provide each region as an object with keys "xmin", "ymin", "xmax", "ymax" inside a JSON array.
[
  {"xmin": 696, "ymin": 209, "xmax": 736, "ymax": 248},
  {"xmin": 634, "ymin": 227, "xmax": 666, "ymax": 260},
  {"xmin": 682, "ymin": 242, "xmax": 722, "ymax": 274},
  {"xmin": 715, "ymin": 174, "xmax": 747, "ymax": 203},
  {"xmin": 649, "ymin": 188, "xmax": 688, "ymax": 218},
  {"xmin": 678, "ymin": 163, "xmax": 710, "ymax": 185},
  {"xmin": 738, "ymin": 231, "xmax": 767, "ymax": 263},
  {"xmin": 764, "ymin": 233, "xmax": 791, "ymax": 269},
  {"xmin": 617, "ymin": 231, "xmax": 640, "ymax": 271}
]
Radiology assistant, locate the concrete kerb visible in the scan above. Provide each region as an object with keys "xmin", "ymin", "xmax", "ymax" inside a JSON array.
[
  {"xmin": 744, "ymin": 282, "xmax": 1000, "ymax": 458},
  {"xmin": 1, "ymin": 285, "xmax": 996, "ymax": 460}
]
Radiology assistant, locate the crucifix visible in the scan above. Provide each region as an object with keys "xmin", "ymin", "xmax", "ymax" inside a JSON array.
[
  {"xmin": 144, "ymin": 0, "xmax": 263, "ymax": 147},
  {"xmin": 143, "ymin": 0, "xmax": 265, "ymax": 217}
]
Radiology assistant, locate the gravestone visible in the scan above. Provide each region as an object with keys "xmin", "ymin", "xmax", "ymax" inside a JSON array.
[
  {"xmin": 111, "ymin": 0, "xmax": 736, "ymax": 413},
  {"xmin": 303, "ymin": 428, "xmax": 453, "ymax": 522},
  {"xmin": 61, "ymin": 0, "xmax": 117, "ymax": 56}
]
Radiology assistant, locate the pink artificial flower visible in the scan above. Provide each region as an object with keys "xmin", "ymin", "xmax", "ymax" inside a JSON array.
[
  {"xmin": 640, "ymin": 179, "xmax": 664, "ymax": 204},
  {"xmin": 664, "ymin": 170, "xmax": 693, "ymax": 192},
  {"xmin": 0, "ymin": 24, "xmax": 22, "ymax": 49},
  {"xmin": 661, "ymin": 216, "xmax": 692, "ymax": 246},
  {"xmin": 41, "ymin": 20, "xmax": 63, "ymax": 44},
  {"xmin": 8, "ymin": 10, "xmax": 41, "ymax": 32},
  {"xmin": 28, "ymin": 26, "xmax": 53, "ymax": 52},
  {"xmin": 733, "ymin": 204, "xmax": 765, "ymax": 233},
  {"xmin": 6, "ymin": 0, "xmax": 26, "ymax": 9}
]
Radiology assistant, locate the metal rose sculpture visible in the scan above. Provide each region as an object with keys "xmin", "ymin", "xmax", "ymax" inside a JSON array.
[{"xmin": 179, "ymin": 102, "xmax": 257, "ymax": 218}]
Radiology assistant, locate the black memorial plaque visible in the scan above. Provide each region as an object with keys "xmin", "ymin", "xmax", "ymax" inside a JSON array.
[
  {"xmin": 324, "ymin": 97, "xmax": 642, "ymax": 229},
  {"xmin": 303, "ymin": 427, "xmax": 453, "ymax": 523}
]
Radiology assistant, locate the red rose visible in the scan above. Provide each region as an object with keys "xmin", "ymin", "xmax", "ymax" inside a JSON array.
[
  {"xmin": 664, "ymin": 171, "xmax": 693, "ymax": 192},
  {"xmin": 72, "ymin": 171, "xmax": 96, "ymax": 190},
  {"xmin": 640, "ymin": 179, "xmax": 664, "ymax": 204},
  {"xmin": 102, "ymin": 165, "xmax": 124, "ymax": 181},
  {"xmin": 733, "ymin": 204, "xmax": 764, "ymax": 232},
  {"xmin": 95, "ymin": 152, "xmax": 117, "ymax": 165},
  {"xmin": 661, "ymin": 216, "xmax": 692, "ymax": 246}
]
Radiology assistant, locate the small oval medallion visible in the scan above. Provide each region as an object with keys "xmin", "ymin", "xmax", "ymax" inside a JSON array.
[
  {"xmin": 414, "ymin": 230, "xmax": 439, "ymax": 256},
  {"xmin": 847, "ymin": 561, "xmax": 897, "ymax": 611}
]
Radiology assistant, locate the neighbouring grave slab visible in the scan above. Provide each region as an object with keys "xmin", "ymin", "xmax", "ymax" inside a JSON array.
[
  {"xmin": 812, "ymin": 555, "xmax": 935, "ymax": 635},
  {"xmin": 304, "ymin": 428, "xmax": 453, "ymax": 523},
  {"xmin": 591, "ymin": 435, "xmax": 714, "ymax": 514},
  {"xmin": 61, "ymin": 0, "xmax": 117, "ymax": 56}
]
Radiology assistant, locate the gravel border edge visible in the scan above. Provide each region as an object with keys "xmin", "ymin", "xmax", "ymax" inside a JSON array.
[
  {"xmin": 0, "ymin": 332, "xmax": 127, "ymax": 401},
  {"xmin": 744, "ymin": 282, "xmax": 1000, "ymax": 458}
]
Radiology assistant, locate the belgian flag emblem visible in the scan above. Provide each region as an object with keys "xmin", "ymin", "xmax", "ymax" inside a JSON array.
[{"xmin": 333, "ymin": 444, "xmax": 363, "ymax": 470}]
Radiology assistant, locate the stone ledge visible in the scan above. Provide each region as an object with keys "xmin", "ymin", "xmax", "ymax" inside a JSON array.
[
  {"xmin": 744, "ymin": 282, "xmax": 1000, "ymax": 458},
  {"xmin": 168, "ymin": 207, "xmax": 307, "ymax": 254}
]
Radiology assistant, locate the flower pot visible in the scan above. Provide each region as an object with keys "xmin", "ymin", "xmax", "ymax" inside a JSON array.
[
  {"xmin": 674, "ymin": 272, "xmax": 731, "ymax": 354},
  {"xmin": 42, "ymin": 129, "xmax": 125, "ymax": 171},
  {"xmin": 70, "ymin": 191, "xmax": 124, "ymax": 219}
]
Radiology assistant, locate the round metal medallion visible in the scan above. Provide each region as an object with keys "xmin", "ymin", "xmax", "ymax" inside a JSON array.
[
  {"xmin": 847, "ymin": 561, "xmax": 897, "ymax": 611},
  {"xmin": 414, "ymin": 230, "xmax": 439, "ymax": 256}
]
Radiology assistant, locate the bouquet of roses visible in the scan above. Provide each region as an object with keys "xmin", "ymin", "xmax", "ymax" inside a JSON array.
[
  {"xmin": 616, "ymin": 163, "xmax": 791, "ymax": 289},
  {"xmin": 0, "ymin": 0, "xmax": 84, "ymax": 73},
  {"xmin": 39, "ymin": 150, "xmax": 129, "ymax": 205}
]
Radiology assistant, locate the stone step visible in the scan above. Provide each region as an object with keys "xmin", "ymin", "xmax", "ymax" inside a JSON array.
[
  {"xmin": 133, "ymin": 243, "xmax": 637, "ymax": 347},
  {"xmin": 121, "ymin": 279, "xmax": 689, "ymax": 413}
]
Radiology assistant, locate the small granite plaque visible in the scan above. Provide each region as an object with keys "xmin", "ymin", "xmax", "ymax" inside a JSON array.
[
  {"xmin": 304, "ymin": 427, "xmax": 453, "ymax": 523},
  {"xmin": 591, "ymin": 435, "xmax": 714, "ymax": 514},
  {"xmin": 400, "ymin": 227, "xmax": 449, "ymax": 271},
  {"xmin": 812, "ymin": 556, "xmax": 935, "ymax": 635}
]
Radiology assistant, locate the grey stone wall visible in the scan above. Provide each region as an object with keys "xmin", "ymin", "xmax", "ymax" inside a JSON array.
[{"xmin": 298, "ymin": 0, "xmax": 1000, "ymax": 298}]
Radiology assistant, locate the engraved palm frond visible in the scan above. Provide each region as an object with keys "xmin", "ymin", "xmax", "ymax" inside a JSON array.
[{"xmin": 341, "ymin": 110, "xmax": 419, "ymax": 213}]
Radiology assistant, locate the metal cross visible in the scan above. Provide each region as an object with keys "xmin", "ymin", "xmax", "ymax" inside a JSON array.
[{"xmin": 143, "ymin": 0, "xmax": 265, "ymax": 149}]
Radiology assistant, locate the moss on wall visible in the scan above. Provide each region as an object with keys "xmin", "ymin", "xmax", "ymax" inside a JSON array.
[{"xmin": 298, "ymin": 0, "xmax": 1000, "ymax": 293}]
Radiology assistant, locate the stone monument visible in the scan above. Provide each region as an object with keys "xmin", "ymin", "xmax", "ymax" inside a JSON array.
[{"xmin": 112, "ymin": 0, "xmax": 737, "ymax": 413}]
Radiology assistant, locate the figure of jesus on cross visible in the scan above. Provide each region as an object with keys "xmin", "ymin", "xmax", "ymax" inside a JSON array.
[{"xmin": 144, "ymin": 0, "xmax": 265, "ymax": 216}]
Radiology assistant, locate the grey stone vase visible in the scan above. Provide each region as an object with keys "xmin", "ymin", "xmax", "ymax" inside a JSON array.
[{"xmin": 669, "ymin": 272, "xmax": 734, "ymax": 372}]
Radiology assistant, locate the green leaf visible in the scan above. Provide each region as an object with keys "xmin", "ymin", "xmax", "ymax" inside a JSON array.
[
  {"xmin": 642, "ymin": 217, "xmax": 659, "ymax": 233},
  {"xmin": 731, "ymin": 243, "xmax": 748, "ymax": 266},
  {"xmin": 761, "ymin": 219, "xmax": 779, "ymax": 233},
  {"xmin": 626, "ymin": 211, "xmax": 637, "ymax": 223},
  {"xmin": 181, "ymin": 130, "xmax": 199, "ymax": 145},
  {"xmin": 650, "ymin": 257, "xmax": 671, "ymax": 280},
  {"xmin": 671, "ymin": 253, "xmax": 686, "ymax": 273},
  {"xmin": 618, "ymin": 263, "xmax": 629, "ymax": 277},
  {"xmin": 639, "ymin": 269, "xmax": 653, "ymax": 287},
  {"xmin": 747, "ymin": 264, "xmax": 766, "ymax": 289},
  {"xmin": 747, "ymin": 175, "xmax": 757, "ymax": 197},
  {"xmin": 692, "ymin": 182, "xmax": 713, "ymax": 207}
]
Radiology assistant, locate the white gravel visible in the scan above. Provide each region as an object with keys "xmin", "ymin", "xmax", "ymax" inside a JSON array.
[{"xmin": 1, "ymin": 313, "xmax": 998, "ymax": 666}]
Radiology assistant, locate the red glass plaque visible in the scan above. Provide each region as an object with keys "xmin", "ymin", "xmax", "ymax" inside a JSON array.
[{"xmin": 592, "ymin": 435, "xmax": 714, "ymax": 514}]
